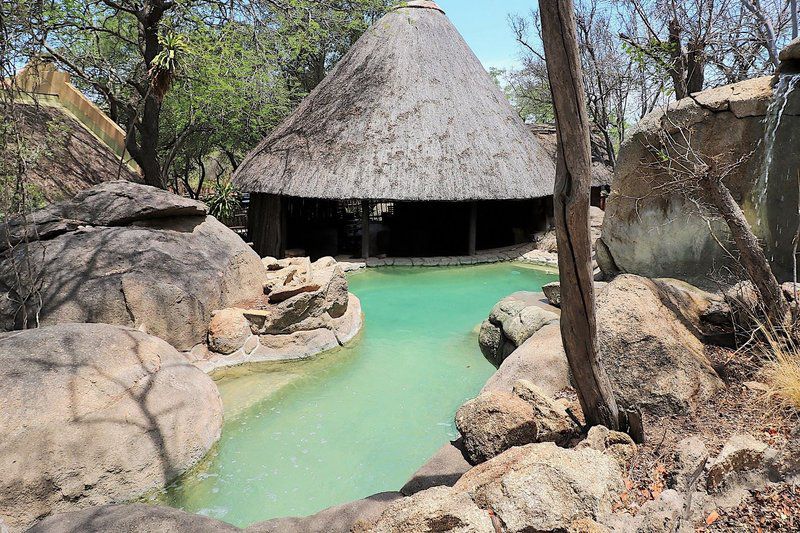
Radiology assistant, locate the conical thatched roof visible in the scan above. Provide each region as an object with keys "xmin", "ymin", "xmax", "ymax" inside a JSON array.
[{"xmin": 233, "ymin": 1, "xmax": 555, "ymax": 201}]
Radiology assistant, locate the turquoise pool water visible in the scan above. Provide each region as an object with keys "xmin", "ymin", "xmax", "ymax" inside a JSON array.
[{"xmin": 159, "ymin": 263, "xmax": 557, "ymax": 527}]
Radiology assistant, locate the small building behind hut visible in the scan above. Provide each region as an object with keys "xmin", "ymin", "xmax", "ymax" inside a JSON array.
[
  {"xmin": 528, "ymin": 124, "xmax": 613, "ymax": 208},
  {"xmin": 4, "ymin": 61, "xmax": 140, "ymax": 207},
  {"xmin": 234, "ymin": 1, "xmax": 560, "ymax": 260}
]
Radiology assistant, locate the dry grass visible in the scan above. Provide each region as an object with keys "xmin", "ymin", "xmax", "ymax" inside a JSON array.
[{"xmin": 751, "ymin": 320, "xmax": 800, "ymax": 411}]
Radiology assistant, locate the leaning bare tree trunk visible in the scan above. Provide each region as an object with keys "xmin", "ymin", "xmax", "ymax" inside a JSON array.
[
  {"xmin": 539, "ymin": 0, "xmax": 623, "ymax": 430},
  {"xmin": 699, "ymin": 173, "xmax": 788, "ymax": 324}
]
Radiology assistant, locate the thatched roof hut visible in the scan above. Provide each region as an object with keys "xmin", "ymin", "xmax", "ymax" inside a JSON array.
[
  {"xmin": 528, "ymin": 124, "xmax": 613, "ymax": 188},
  {"xmin": 235, "ymin": 1, "xmax": 557, "ymax": 259}
]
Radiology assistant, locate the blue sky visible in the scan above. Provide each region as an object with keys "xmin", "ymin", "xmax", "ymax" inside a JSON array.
[{"xmin": 435, "ymin": 0, "xmax": 536, "ymax": 71}]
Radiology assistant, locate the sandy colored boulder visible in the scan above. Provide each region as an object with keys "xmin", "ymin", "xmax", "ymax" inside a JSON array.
[
  {"xmin": 27, "ymin": 504, "xmax": 239, "ymax": 533},
  {"xmin": 355, "ymin": 486, "xmax": 493, "ymax": 533},
  {"xmin": 779, "ymin": 37, "xmax": 800, "ymax": 62},
  {"xmin": 512, "ymin": 379, "xmax": 576, "ymax": 445},
  {"xmin": 454, "ymin": 442, "xmax": 624, "ymax": 533},
  {"xmin": 455, "ymin": 391, "xmax": 538, "ymax": 464},
  {"xmin": 576, "ymin": 425, "xmax": 637, "ymax": 471},
  {"xmin": 255, "ymin": 259, "xmax": 349, "ymax": 335},
  {"xmin": 0, "ymin": 324, "xmax": 223, "ymax": 531},
  {"xmin": 208, "ymin": 308, "xmax": 252, "ymax": 354},
  {"xmin": 0, "ymin": 182, "xmax": 267, "ymax": 351},
  {"xmin": 597, "ymin": 275, "xmax": 724, "ymax": 415}
]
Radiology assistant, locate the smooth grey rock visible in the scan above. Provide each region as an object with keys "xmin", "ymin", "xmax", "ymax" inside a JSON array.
[
  {"xmin": 0, "ymin": 324, "xmax": 223, "ymax": 531},
  {"xmin": 477, "ymin": 319, "xmax": 512, "ymax": 366},
  {"xmin": 454, "ymin": 442, "xmax": 624, "ymax": 533},
  {"xmin": 27, "ymin": 504, "xmax": 239, "ymax": 533},
  {"xmin": 0, "ymin": 181, "xmax": 207, "ymax": 253},
  {"xmin": 482, "ymin": 323, "xmax": 571, "ymax": 397},
  {"xmin": 400, "ymin": 441, "xmax": 471, "ymax": 496},
  {"xmin": 478, "ymin": 294, "xmax": 558, "ymax": 367},
  {"xmin": 455, "ymin": 391, "xmax": 538, "ymax": 464},
  {"xmin": 601, "ymin": 75, "xmax": 799, "ymax": 284},
  {"xmin": 249, "ymin": 492, "xmax": 402, "ymax": 533},
  {"xmin": 502, "ymin": 305, "xmax": 559, "ymax": 347},
  {"xmin": 0, "ymin": 183, "xmax": 267, "ymax": 351}
]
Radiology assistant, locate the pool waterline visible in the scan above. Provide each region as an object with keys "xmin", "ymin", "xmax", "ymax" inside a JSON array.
[{"xmin": 158, "ymin": 263, "xmax": 558, "ymax": 527}]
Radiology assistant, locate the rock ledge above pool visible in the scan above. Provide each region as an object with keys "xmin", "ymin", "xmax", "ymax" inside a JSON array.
[{"xmin": 190, "ymin": 256, "xmax": 364, "ymax": 373}]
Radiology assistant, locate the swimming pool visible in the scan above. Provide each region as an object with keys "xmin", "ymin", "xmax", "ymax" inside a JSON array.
[{"xmin": 159, "ymin": 263, "xmax": 557, "ymax": 527}]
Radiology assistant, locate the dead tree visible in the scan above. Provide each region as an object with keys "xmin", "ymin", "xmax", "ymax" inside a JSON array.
[{"xmin": 539, "ymin": 0, "xmax": 624, "ymax": 431}]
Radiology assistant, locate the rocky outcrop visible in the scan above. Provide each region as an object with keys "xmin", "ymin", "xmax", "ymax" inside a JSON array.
[
  {"xmin": 27, "ymin": 504, "xmax": 239, "ymax": 533},
  {"xmin": 456, "ymin": 379, "xmax": 577, "ymax": 465},
  {"xmin": 597, "ymin": 275, "xmax": 725, "ymax": 415},
  {"xmin": 600, "ymin": 74, "xmax": 800, "ymax": 284},
  {"xmin": 195, "ymin": 257, "xmax": 363, "ymax": 372},
  {"xmin": 354, "ymin": 486, "xmax": 493, "ymax": 533},
  {"xmin": 453, "ymin": 443, "xmax": 624, "ymax": 533},
  {"xmin": 478, "ymin": 293, "xmax": 559, "ymax": 366},
  {"xmin": 0, "ymin": 181, "xmax": 267, "ymax": 351},
  {"xmin": 0, "ymin": 324, "xmax": 223, "ymax": 531},
  {"xmin": 481, "ymin": 323, "xmax": 571, "ymax": 397},
  {"xmin": 511, "ymin": 380, "xmax": 576, "ymax": 445}
]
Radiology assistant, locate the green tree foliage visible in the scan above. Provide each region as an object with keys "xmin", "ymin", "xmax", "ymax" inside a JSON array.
[{"xmin": 30, "ymin": 0, "xmax": 391, "ymax": 192}]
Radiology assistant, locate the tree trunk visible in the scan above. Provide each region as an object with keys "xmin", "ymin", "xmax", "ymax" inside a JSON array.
[
  {"xmin": 699, "ymin": 174, "xmax": 788, "ymax": 324},
  {"xmin": 137, "ymin": 8, "xmax": 165, "ymax": 188},
  {"xmin": 792, "ymin": 0, "xmax": 798, "ymax": 39},
  {"xmin": 539, "ymin": 0, "xmax": 623, "ymax": 430},
  {"xmin": 668, "ymin": 19, "xmax": 688, "ymax": 100}
]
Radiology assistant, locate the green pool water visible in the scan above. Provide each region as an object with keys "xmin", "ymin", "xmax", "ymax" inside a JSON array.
[{"xmin": 159, "ymin": 263, "xmax": 557, "ymax": 527}]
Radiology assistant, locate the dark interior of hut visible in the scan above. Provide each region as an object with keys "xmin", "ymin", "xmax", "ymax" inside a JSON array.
[{"xmin": 280, "ymin": 197, "xmax": 553, "ymax": 260}]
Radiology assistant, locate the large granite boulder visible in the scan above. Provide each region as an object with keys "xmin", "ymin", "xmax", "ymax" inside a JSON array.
[
  {"xmin": 0, "ymin": 324, "xmax": 223, "ymax": 531},
  {"xmin": 597, "ymin": 275, "xmax": 725, "ymax": 415},
  {"xmin": 453, "ymin": 442, "xmax": 624, "ymax": 533},
  {"xmin": 601, "ymin": 75, "xmax": 800, "ymax": 284},
  {"xmin": 196, "ymin": 257, "xmax": 363, "ymax": 372},
  {"xmin": 455, "ymin": 391, "xmax": 539, "ymax": 464},
  {"xmin": 27, "ymin": 504, "xmax": 239, "ymax": 533},
  {"xmin": 0, "ymin": 181, "xmax": 267, "ymax": 351}
]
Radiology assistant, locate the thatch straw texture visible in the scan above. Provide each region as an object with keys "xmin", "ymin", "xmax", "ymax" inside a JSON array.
[
  {"xmin": 233, "ymin": 2, "xmax": 555, "ymax": 201},
  {"xmin": 529, "ymin": 124, "xmax": 613, "ymax": 187}
]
